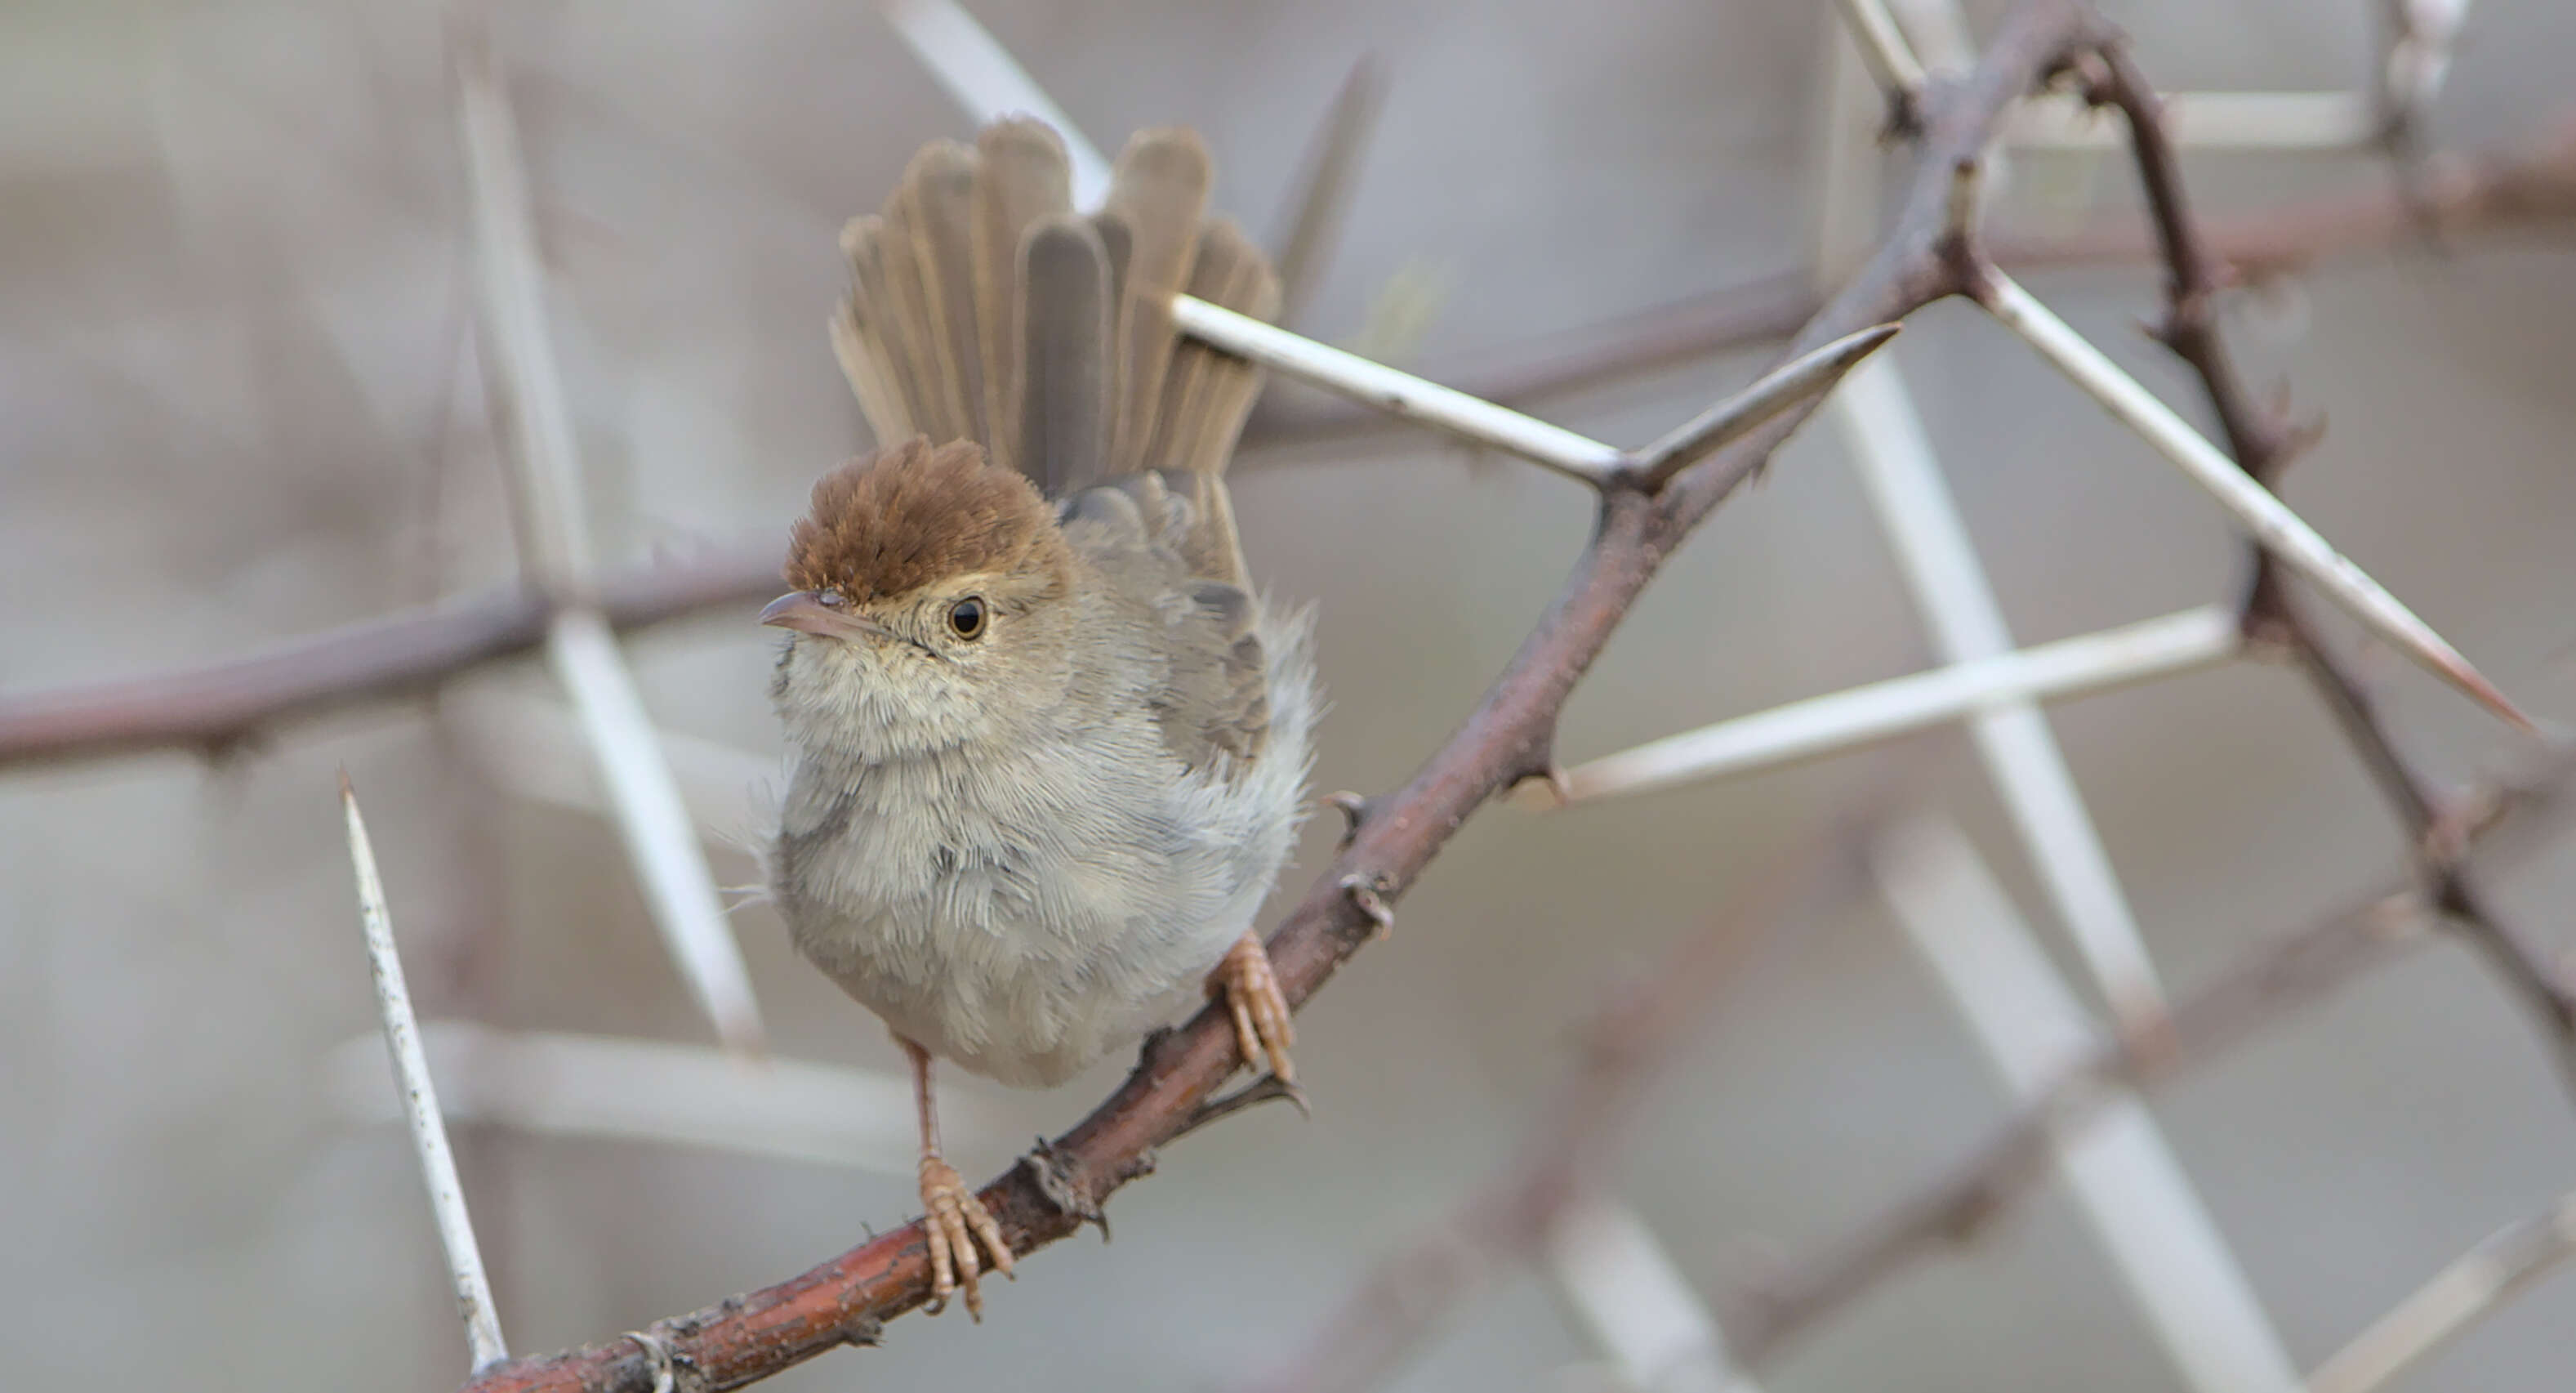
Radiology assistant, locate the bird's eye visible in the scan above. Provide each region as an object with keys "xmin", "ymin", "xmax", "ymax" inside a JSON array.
[
  {"xmin": 947, "ymin": 596, "xmax": 987, "ymax": 641},
  {"xmin": 817, "ymin": 588, "xmax": 847, "ymax": 608}
]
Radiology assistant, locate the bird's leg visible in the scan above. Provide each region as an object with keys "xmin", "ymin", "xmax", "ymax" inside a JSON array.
[
  {"xmin": 901, "ymin": 1035, "xmax": 1012, "ymax": 1319},
  {"xmin": 1211, "ymin": 931, "xmax": 1296, "ymax": 1083}
]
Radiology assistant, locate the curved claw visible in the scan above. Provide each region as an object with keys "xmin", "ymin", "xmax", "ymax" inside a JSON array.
[
  {"xmin": 1213, "ymin": 931, "xmax": 1297, "ymax": 1083},
  {"xmin": 920, "ymin": 1155, "xmax": 1014, "ymax": 1320}
]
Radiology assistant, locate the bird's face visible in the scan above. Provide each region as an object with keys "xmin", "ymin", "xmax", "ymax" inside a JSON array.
[{"xmin": 766, "ymin": 438, "xmax": 1076, "ymax": 762}]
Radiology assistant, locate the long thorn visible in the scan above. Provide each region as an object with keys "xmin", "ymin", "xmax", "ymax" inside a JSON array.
[
  {"xmin": 1627, "ymin": 323, "xmax": 1903, "ymax": 488},
  {"xmin": 341, "ymin": 775, "xmax": 509, "ymax": 1372},
  {"xmin": 1977, "ymin": 269, "xmax": 2531, "ymax": 733}
]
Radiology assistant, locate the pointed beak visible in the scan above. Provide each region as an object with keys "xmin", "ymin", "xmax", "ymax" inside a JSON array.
[{"xmin": 760, "ymin": 591, "xmax": 894, "ymax": 643}]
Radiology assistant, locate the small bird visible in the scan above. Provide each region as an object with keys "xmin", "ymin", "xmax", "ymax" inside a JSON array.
[{"xmin": 764, "ymin": 119, "xmax": 1315, "ymax": 1319}]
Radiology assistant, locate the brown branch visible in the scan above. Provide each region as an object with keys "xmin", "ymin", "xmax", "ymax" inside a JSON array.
[
  {"xmin": 1246, "ymin": 829, "xmax": 1856, "ymax": 1393},
  {"xmin": 2077, "ymin": 45, "xmax": 2576, "ymax": 1097},
  {"xmin": 0, "ymin": 539, "xmax": 780, "ymax": 770},
  {"xmin": 457, "ymin": 4, "xmax": 2108, "ymax": 1389},
  {"xmin": 1242, "ymin": 116, "xmax": 2576, "ymax": 454}
]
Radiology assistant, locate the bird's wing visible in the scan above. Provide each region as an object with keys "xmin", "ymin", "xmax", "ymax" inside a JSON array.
[{"xmin": 1058, "ymin": 473, "xmax": 1271, "ymax": 773}]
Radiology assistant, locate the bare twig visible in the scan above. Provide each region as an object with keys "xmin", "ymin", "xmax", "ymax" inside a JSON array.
[
  {"xmin": 1246, "ymin": 831, "xmax": 1850, "ymax": 1393},
  {"xmin": 343, "ymin": 775, "xmax": 509, "ymax": 1373},
  {"xmin": 1728, "ymin": 883, "xmax": 2434, "ymax": 1364},
  {"xmin": 457, "ymin": 7, "xmax": 2109, "ymax": 1388},
  {"xmin": 2306, "ymin": 1187, "xmax": 2576, "ymax": 1393},
  {"xmin": 0, "ymin": 540, "xmax": 777, "ymax": 772},
  {"xmin": 1870, "ymin": 814, "xmax": 2297, "ymax": 1391}
]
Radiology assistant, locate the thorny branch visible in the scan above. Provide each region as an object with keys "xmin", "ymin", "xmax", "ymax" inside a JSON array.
[
  {"xmin": 2070, "ymin": 44, "xmax": 2576, "ymax": 1097},
  {"xmin": 455, "ymin": 3, "xmax": 2113, "ymax": 1388}
]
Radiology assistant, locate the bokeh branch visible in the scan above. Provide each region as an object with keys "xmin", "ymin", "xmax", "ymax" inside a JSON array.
[
  {"xmin": 457, "ymin": 4, "xmax": 2109, "ymax": 1388},
  {"xmin": 0, "ymin": 540, "xmax": 778, "ymax": 770},
  {"xmin": 1246, "ymin": 832, "xmax": 1853, "ymax": 1393}
]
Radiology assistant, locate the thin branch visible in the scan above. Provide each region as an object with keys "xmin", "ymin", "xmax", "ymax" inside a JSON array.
[
  {"xmin": 1556, "ymin": 605, "xmax": 2238, "ymax": 805},
  {"xmin": 2077, "ymin": 42, "xmax": 2576, "ymax": 1100},
  {"xmin": 2306, "ymin": 1188, "xmax": 2576, "ymax": 1393},
  {"xmin": 1870, "ymin": 814, "xmax": 2297, "ymax": 1391},
  {"xmin": 1728, "ymin": 882, "xmax": 2435, "ymax": 1364},
  {"xmin": 1246, "ymin": 831, "xmax": 1852, "ymax": 1393},
  {"xmin": 0, "ymin": 539, "xmax": 778, "ymax": 772},
  {"xmin": 455, "ymin": 20, "xmax": 764, "ymax": 1058},
  {"xmin": 458, "ymin": 6, "xmax": 2109, "ymax": 1388},
  {"xmin": 343, "ymin": 775, "xmax": 510, "ymax": 1373}
]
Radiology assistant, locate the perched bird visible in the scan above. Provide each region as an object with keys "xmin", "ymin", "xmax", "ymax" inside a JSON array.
[{"xmin": 764, "ymin": 119, "xmax": 1315, "ymax": 1318}]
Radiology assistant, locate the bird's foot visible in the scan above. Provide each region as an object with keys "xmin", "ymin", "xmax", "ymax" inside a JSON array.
[
  {"xmin": 1212, "ymin": 931, "xmax": 1296, "ymax": 1083},
  {"xmin": 919, "ymin": 1154, "xmax": 1013, "ymax": 1319}
]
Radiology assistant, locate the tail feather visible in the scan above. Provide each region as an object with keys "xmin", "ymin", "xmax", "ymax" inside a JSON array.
[
  {"xmin": 835, "ymin": 121, "xmax": 1269, "ymax": 496},
  {"xmin": 969, "ymin": 120, "xmax": 1074, "ymax": 475},
  {"xmin": 1098, "ymin": 130, "xmax": 1212, "ymax": 475},
  {"xmin": 1017, "ymin": 216, "xmax": 1111, "ymax": 495}
]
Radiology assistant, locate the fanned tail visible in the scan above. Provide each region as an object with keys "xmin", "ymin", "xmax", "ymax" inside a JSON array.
[{"xmin": 836, "ymin": 121, "xmax": 1280, "ymax": 498}]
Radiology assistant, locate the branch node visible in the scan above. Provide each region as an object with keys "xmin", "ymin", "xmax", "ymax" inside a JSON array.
[
  {"xmin": 1021, "ymin": 1139, "xmax": 1110, "ymax": 1241},
  {"xmin": 621, "ymin": 1329, "xmax": 684, "ymax": 1393},
  {"xmin": 1339, "ymin": 873, "xmax": 1397, "ymax": 942}
]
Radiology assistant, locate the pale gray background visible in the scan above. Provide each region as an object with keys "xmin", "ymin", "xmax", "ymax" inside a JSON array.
[{"xmin": 7, "ymin": 1, "xmax": 2576, "ymax": 1389}]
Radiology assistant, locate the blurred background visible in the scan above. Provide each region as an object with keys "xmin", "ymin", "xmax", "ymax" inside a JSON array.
[{"xmin": 7, "ymin": 0, "xmax": 2576, "ymax": 1389}]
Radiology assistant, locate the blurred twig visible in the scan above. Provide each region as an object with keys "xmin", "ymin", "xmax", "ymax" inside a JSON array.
[
  {"xmin": 1243, "ymin": 833, "xmax": 1852, "ymax": 1393},
  {"xmin": 2306, "ymin": 1186, "xmax": 2576, "ymax": 1393},
  {"xmin": 1725, "ymin": 879, "xmax": 2436, "ymax": 1364},
  {"xmin": 0, "ymin": 539, "xmax": 778, "ymax": 770},
  {"xmin": 456, "ymin": 6, "xmax": 2111, "ymax": 1388}
]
